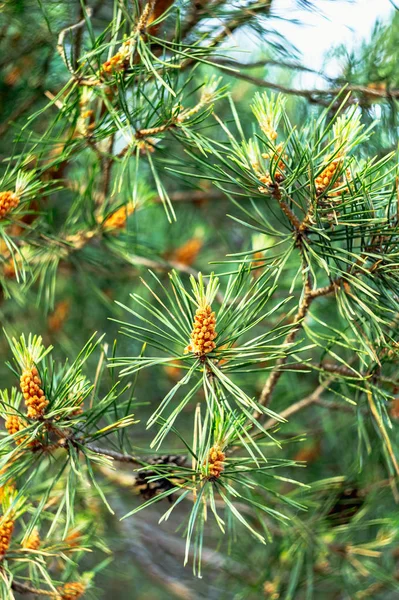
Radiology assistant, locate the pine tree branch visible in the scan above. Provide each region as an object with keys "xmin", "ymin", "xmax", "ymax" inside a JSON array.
[
  {"xmin": 255, "ymin": 273, "xmax": 339, "ymax": 416},
  {"xmin": 366, "ymin": 388, "xmax": 399, "ymax": 476},
  {"xmin": 85, "ymin": 443, "xmax": 187, "ymax": 470},
  {"xmin": 207, "ymin": 63, "xmax": 399, "ymax": 105},
  {"xmin": 180, "ymin": 0, "xmax": 273, "ymax": 71},
  {"xmin": 263, "ymin": 375, "xmax": 339, "ymax": 430},
  {"xmin": 56, "ymin": 9, "xmax": 94, "ymax": 79},
  {"xmin": 11, "ymin": 580, "xmax": 56, "ymax": 596},
  {"xmin": 84, "ymin": 442, "xmax": 143, "ymax": 466},
  {"xmin": 209, "ymin": 57, "xmax": 337, "ymax": 82}
]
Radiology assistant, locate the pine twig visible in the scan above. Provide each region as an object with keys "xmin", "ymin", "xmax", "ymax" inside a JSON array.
[
  {"xmin": 263, "ymin": 375, "xmax": 339, "ymax": 430},
  {"xmin": 256, "ymin": 278, "xmax": 339, "ymax": 416},
  {"xmin": 207, "ymin": 63, "xmax": 399, "ymax": 106},
  {"xmin": 11, "ymin": 580, "xmax": 56, "ymax": 596},
  {"xmin": 84, "ymin": 443, "xmax": 143, "ymax": 466}
]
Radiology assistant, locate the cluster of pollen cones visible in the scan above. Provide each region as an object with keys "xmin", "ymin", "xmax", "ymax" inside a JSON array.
[
  {"xmin": 0, "ymin": 516, "xmax": 14, "ymax": 558},
  {"xmin": 315, "ymin": 158, "xmax": 344, "ymax": 197},
  {"xmin": 185, "ymin": 304, "xmax": 217, "ymax": 356},
  {"xmin": 205, "ymin": 445, "xmax": 225, "ymax": 479},
  {"xmin": 56, "ymin": 582, "xmax": 86, "ymax": 600},
  {"xmin": 0, "ymin": 191, "xmax": 19, "ymax": 219},
  {"xmin": 22, "ymin": 527, "xmax": 40, "ymax": 550},
  {"xmin": 20, "ymin": 367, "xmax": 48, "ymax": 419}
]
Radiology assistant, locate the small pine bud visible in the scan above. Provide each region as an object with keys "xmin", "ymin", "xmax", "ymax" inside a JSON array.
[
  {"xmin": 102, "ymin": 203, "xmax": 135, "ymax": 230},
  {"xmin": 101, "ymin": 40, "xmax": 132, "ymax": 75},
  {"xmin": 315, "ymin": 159, "xmax": 342, "ymax": 197},
  {"xmin": 263, "ymin": 580, "xmax": 280, "ymax": 599},
  {"xmin": 48, "ymin": 300, "xmax": 70, "ymax": 333},
  {"xmin": 5, "ymin": 414, "xmax": 23, "ymax": 437},
  {"xmin": 0, "ymin": 191, "xmax": 19, "ymax": 219},
  {"xmin": 22, "ymin": 527, "xmax": 40, "ymax": 550},
  {"xmin": 20, "ymin": 366, "xmax": 49, "ymax": 419},
  {"xmin": 65, "ymin": 528, "xmax": 82, "ymax": 548},
  {"xmin": 163, "ymin": 359, "xmax": 182, "ymax": 381},
  {"xmin": 4, "ymin": 414, "xmax": 32, "ymax": 447},
  {"xmin": 0, "ymin": 515, "xmax": 14, "ymax": 559},
  {"xmin": 57, "ymin": 581, "xmax": 86, "ymax": 600},
  {"xmin": 170, "ymin": 237, "xmax": 203, "ymax": 266},
  {"xmin": 390, "ymin": 398, "xmax": 399, "ymax": 420},
  {"xmin": 185, "ymin": 304, "xmax": 217, "ymax": 356},
  {"xmin": 204, "ymin": 445, "xmax": 225, "ymax": 478}
]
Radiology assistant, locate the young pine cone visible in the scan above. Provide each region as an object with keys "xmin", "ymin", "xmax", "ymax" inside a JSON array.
[
  {"xmin": 0, "ymin": 191, "xmax": 19, "ymax": 219},
  {"xmin": 185, "ymin": 304, "xmax": 217, "ymax": 356},
  {"xmin": 205, "ymin": 445, "xmax": 225, "ymax": 479},
  {"xmin": 0, "ymin": 516, "xmax": 14, "ymax": 558},
  {"xmin": 22, "ymin": 527, "xmax": 40, "ymax": 550},
  {"xmin": 5, "ymin": 414, "xmax": 27, "ymax": 445},
  {"xmin": 315, "ymin": 159, "xmax": 342, "ymax": 197},
  {"xmin": 56, "ymin": 582, "xmax": 86, "ymax": 600},
  {"xmin": 20, "ymin": 366, "xmax": 49, "ymax": 419}
]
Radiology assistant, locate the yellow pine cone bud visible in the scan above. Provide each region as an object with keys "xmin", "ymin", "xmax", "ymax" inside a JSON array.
[
  {"xmin": 102, "ymin": 52, "xmax": 126, "ymax": 74},
  {"xmin": 315, "ymin": 159, "xmax": 342, "ymax": 196},
  {"xmin": 65, "ymin": 528, "xmax": 82, "ymax": 548},
  {"xmin": 185, "ymin": 304, "xmax": 217, "ymax": 356},
  {"xmin": 0, "ymin": 516, "xmax": 14, "ymax": 558},
  {"xmin": 101, "ymin": 40, "xmax": 132, "ymax": 75},
  {"xmin": 102, "ymin": 203, "xmax": 135, "ymax": 230},
  {"xmin": 20, "ymin": 367, "xmax": 48, "ymax": 419},
  {"xmin": 0, "ymin": 191, "xmax": 19, "ymax": 219},
  {"xmin": 0, "ymin": 484, "xmax": 15, "ymax": 504},
  {"xmin": 205, "ymin": 445, "xmax": 225, "ymax": 479},
  {"xmin": 5, "ymin": 415, "xmax": 23, "ymax": 437},
  {"xmin": 328, "ymin": 168, "xmax": 351, "ymax": 199},
  {"xmin": 22, "ymin": 527, "xmax": 40, "ymax": 550},
  {"xmin": 4, "ymin": 414, "xmax": 31, "ymax": 447},
  {"xmin": 5, "ymin": 414, "xmax": 41, "ymax": 450},
  {"xmin": 170, "ymin": 237, "xmax": 203, "ymax": 266},
  {"xmin": 57, "ymin": 582, "xmax": 86, "ymax": 600},
  {"xmin": 259, "ymin": 118, "xmax": 278, "ymax": 141}
]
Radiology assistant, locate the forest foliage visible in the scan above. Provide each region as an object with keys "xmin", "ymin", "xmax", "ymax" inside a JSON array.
[{"xmin": 1, "ymin": 1, "xmax": 399, "ymax": 598}]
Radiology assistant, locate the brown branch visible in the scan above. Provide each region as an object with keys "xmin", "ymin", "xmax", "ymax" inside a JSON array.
[
  {"xmin": 56, "ymin": 9, "xmax": 93, "ymax": 75},
  {"xmin": 313, "ymin": 397, "xmax": 358, "ymax": 413},
  {"xmin": 256, "ymin": 290, "xmax": 313, "ymax": 414},
  {"xmin": 11, "ymin": 580, "xmax": 56, "ymax": 597},
  {"xmin": 276, "ymin": 362, "xmax": 358, "ymax": 377},
  {"xmin": 116, "ymin": 123, "xmax": 176, "ymax": 158},
  {"xmin": 366, "ymin": 388, "xmax": 399, "ymax": 476},
  {"xmin": 263, "ymin": 376, "xmax": 339, "ymax": 430},
  {"xmin": 209, "ymin": 58, "xmax": 337, "ymax": 83},
  {"xmin": 56, "ymin": 8, "xmax": 100, "ymax": 86},
  {"xmin": 84, "ymin": 443, "xmax": 143, "ymax": 467},
  {"xmin": 207, "ymin": 62, "xmax": 399, "ymax": 105},
  {"xmin": 86, "ymin": 443, "xmax": 188, "ymax": 472},
  {"xmin": 256, "ymin": 275, "xmax": 340, "ymax": 416}
]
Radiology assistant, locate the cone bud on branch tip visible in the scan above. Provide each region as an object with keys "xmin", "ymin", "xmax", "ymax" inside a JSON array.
[
  {"xmin": 5, "ymin": 414, "xmax": 27, "ymax": 445},
  {"xmin": 185, "ymin": 304, "xmax": 217, "ymax": 356},
  {"xmin": 56, "ymin": 581, "xmax": 86, "ymax": 600},
  {"xmin": 0, "ymin": 191, "xmax": 19, "ymax": 219},
  {"xmin": 22, "ymin": 527, "xmax": 40, "ymax": 550},
  {"xmin": 204, "ymin": 445, "xmax": 225, "ymax": 478},
  {"xmin": 0, "ymin": 515, "xmax": 14, "ymax": 559},
  {"xmin": 20, "ymin": 366, "xmax": 48, "ymax": 419}
]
